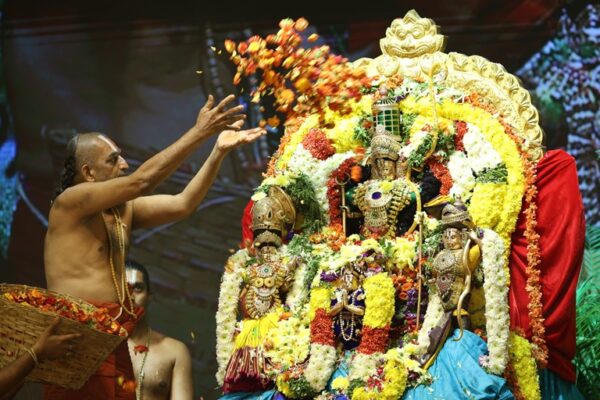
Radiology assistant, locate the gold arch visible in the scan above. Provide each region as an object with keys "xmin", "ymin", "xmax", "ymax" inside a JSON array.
[{"xmin": 354, "ymin": 10, "xmax": 544, "ymax": 162}]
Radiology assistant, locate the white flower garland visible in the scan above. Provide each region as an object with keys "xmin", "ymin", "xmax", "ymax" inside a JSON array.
[
  {"xmin": 480, "ymin": 228, "xmax": 510, "ymax": 375},
  {"xmin": 304, "ymin": 343, "xmax": 338, "ymax": 390},
  {"xmin": 463, "ymin": 123, "xmax": 503, "ymax": 174},
  {"xmin": 447, "ymin": 151, "xmax": 476, "ymax": 200},
  {"xmin": 348, "ymin": 352, "xmax": 382, "ymax": 382},
  {"xmin": 399, "ymin": 129, "xmax": 430, "ymax": 160},
  {"xmin": 285, "ymin": 257, "xmax": 308, "ymax": 312},
  {"xmin": 417, "ymin": 288, "xmax": 444, "ymax": 355},
  {"xmin": 215, "ymin": 249, "xmax": 248, "ymax": 385}
]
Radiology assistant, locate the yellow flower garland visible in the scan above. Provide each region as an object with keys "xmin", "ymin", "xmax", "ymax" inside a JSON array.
[
  {"xmin": 325, "ymin": 96, "xmax": 372, "ymax": 152},
  {"xmin": 508, "ymin": 332, "xmax": 541, "ymax": 400},
  {"xmin": 362, "ymin": 273, "xmax": 395, "ymax": 328},
  {"xmin": 308, "ymin": 286, "xmax": 332, "ymax": 321}
]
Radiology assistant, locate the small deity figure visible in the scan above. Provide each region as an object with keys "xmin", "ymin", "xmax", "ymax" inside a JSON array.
[
  {"xmin": 329, "ymin": 263, "xmax": 366, "ymax": 350},
  {"xmin": 346, "ymin": 87, "xmax": 441, "ymax": 239},
  {"xmin": 223, "ymin": 186, "xmax": 297, "ymax": 393},
  {"xmin": 420, "ymin": 195, "xmax": 482, "ymax": 368}
]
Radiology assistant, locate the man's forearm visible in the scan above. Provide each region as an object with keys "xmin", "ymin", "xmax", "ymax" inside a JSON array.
[
  {"xmin": 0, "ymin": 354, "xmax": 35, "ymax": 397},
  {"xmin": 133, "ymin": 126, "xmax": 208, "ymax": 194},
  {"xmin": 177, "ymin": 144, "xmax": 227, "ymax": 213}
]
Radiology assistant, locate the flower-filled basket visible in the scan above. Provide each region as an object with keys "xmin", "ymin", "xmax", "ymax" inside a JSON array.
[{"xmin": 0, "ymin": 283, "xmax": 128, "ymax": 389}]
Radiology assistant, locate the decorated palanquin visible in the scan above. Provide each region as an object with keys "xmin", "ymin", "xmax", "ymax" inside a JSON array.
[{"xmin": 216, "ymin": 10, "xmax": 585, "ymax": 400}]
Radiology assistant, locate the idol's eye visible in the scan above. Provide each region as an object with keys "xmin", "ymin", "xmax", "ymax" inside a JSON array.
[
  {"xmin": 254, "ymin": 278, "xmax": 264, "ymax": 287},
  {"xmin": 264, "ymin": 278, "xmax": 275, "ymax": 287}
]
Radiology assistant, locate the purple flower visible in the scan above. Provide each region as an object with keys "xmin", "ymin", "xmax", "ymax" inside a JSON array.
[{"xmin": 320, "ymin": 271, "xmax": 339, "ymax": 282}]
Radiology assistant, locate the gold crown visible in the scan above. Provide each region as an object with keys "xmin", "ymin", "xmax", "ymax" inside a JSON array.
[
  {"xmin": 251, "ymin": 186, "xmax": 296, "ymax": 233},
  {"xmin": 370, "ymin": 125, "xmax": 402, "ymax": 161},
  {"xmin": 440, "ymin": 196, "xmax": 474, "ymax": 229}
]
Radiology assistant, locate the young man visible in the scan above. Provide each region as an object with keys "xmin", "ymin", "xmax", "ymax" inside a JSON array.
[
  {"xmin": 125, "ymin": 260, "xmax": 192, "ymax": 400},
  {"xmin": 43, "ymin": 94, "xmax": 265, "ymax": 399}
]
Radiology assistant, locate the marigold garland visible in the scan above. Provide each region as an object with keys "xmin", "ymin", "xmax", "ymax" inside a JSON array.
[
  {"xmin": 311, "ymin": 309, "xmax": 335, "ymax": 346},
  {"xmin": 358, "ymin": 326, "xmax": 391, "ymax": 354},
  {"xmin": 454, "ymin": 120, "xmax": 467, "ymax": 152},
  {"xmin": 510, "ymin": 133, "xmax": 547, "ymax": 367}
]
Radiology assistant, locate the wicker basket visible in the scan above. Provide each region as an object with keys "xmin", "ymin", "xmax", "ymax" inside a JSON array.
[{"xmin": 0, "ymin": 283, "xmax": 127, "ymax": 390}]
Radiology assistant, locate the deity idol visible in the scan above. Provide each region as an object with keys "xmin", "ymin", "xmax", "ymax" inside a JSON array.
[
  {"xmin": 349, "ymin": 92, "xmax": 441, "ymax": 239},
  {"xmin": 419, "ymin": 196, "xmax": 482, "ymax": 368},
  {"xmin": 222, "ymin": 186, "xmax": 297, "ymax": 393}
]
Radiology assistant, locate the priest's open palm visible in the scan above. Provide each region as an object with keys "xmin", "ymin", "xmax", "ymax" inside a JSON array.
[{"xmin": 216, "ymin": 120, "xmax": 266, "ymax": 153}]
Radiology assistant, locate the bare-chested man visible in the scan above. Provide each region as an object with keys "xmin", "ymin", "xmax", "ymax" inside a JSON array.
[
  {"xmin": 43, "ymin": 94, "xmax": 265, "ymax": 400},
  {"xmin": 125, "ymin": 260, "xmax": 192, "ymax": 400}
]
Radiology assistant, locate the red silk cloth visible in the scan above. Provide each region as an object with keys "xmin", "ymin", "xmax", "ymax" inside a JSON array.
[
  {"xmin": 241, "ymin": 199, "xmax": 254, "ymax": 248},
  {"xmin": 44, "ymin": 303, "xmax": 144, "ymax": 400},
  {"xmin": 509, "ymin": 150, "xmax": 585, "ymax": 382}
]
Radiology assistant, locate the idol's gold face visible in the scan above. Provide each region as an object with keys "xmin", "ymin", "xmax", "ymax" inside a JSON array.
[
  {"xmin": 442, "ymin": 228, "xmax": 463, "ymax": 250},
  {"xmin": 375, "ymin": 157, "xmax": 396, "ymax": 180}
]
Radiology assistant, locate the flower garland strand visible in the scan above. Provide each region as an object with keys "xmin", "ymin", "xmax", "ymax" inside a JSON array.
[
  {"xmin": 277, "ymin": 286, "xmax": 337, "ymax": 397},
  {"xmin": 507, "ymin": 331, "xmax": 541, "ymax": 400},
  {"xmin": 479, "ymin": 229, "xmax": 510, "ymax": 375},
  {"xmin": 517, "ymin": 141, "xmax": 547, "ymax": 368},
  {"xmin": 494, "ymin": 111, "xmax": 547, "ymax": 367},
  {"xmin": 215, "ymin": 249, "xmax": 248, "ymax": 385},
  {"xmin": 349, "ymin": 273, "xmax": 396, "ymax": 397}
]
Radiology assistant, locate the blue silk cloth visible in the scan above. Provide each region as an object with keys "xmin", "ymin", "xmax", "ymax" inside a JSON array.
[
  {"xmin": 539, "ymin": 368, "xmax": 584, "ymax": 400},
  {"xmin": 219, "ymin": 390, "xmax": 281, "ymax": 400},
  {"xmin": 402, "ymin": 329, "xmax": 514, "ymax": 400}
]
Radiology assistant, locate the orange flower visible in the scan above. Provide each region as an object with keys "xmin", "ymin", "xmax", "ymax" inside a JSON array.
[
  {"xmin": 294, "ymin": 18, "xmax": 309, "ymax": 31},
  {"xmin": 134, "ymin": 345, "xmax": 149, "ymax": 354},
  {"xmin": 350, "ymin": 165, "xmax": 362, "ymax": 182},
  {"xmin": 224, "ymin": 39, "xmax": 236, "ymax": 53},
  {"xmin": 267, "ymin": 116, "xmax": 281, "ymax": 128}
]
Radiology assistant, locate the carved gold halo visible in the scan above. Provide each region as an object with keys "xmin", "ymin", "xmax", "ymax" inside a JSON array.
[{"xmin": 353, "ymin": 10, "xmax": 544, "ymax": 162}]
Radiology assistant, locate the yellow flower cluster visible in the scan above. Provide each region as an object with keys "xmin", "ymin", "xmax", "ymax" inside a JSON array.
[
  {"xmin": 308, "ymin": 286, "xmax": 332, "ymax": 321},
  {"xmin": 363, "ymin": 273, "xmax": 395, "ymax": 328},
  {"xmin": 276, "ymin": 375, "xmax": 294, "ymax": 398},
  {"xmin": 331, "ymin": 376, "xmax": 349, "ymax": 391},
  {"xmin": 381, "ymin": 352, "xmax": 409, "ymax": 398},
  {"xmin": 324, "ymin": 96, "xmax": 372, "ymax": 152},
  {"xmin": 387, "ymin": 237, "xmax": 416, "ymax": 270},
  {"xmin": 509, "ymin": 332, "xmax": 541, "ymax": 400}
]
